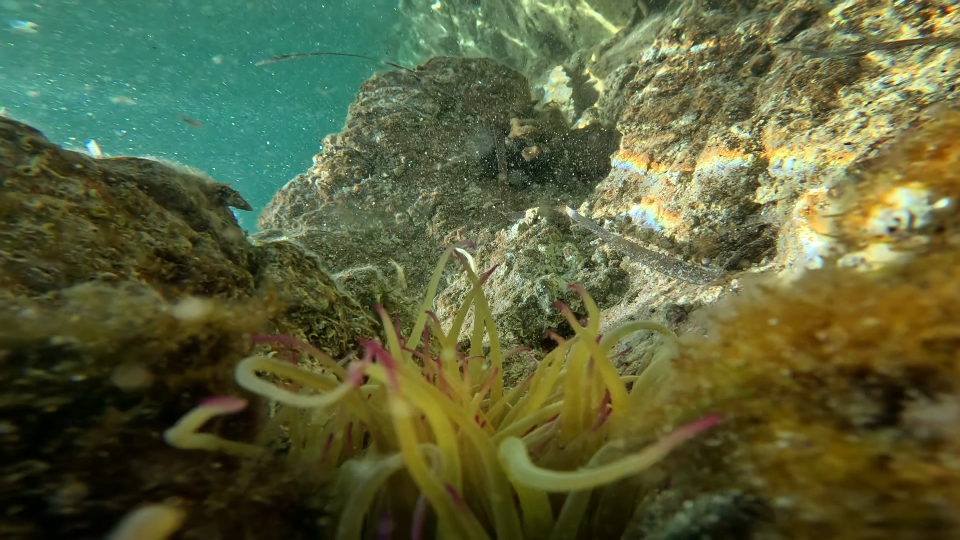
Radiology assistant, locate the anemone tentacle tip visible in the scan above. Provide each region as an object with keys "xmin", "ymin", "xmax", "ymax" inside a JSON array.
[{"xmin": 199, "ymin": 396, "xmax": 248, "ymax": 412}]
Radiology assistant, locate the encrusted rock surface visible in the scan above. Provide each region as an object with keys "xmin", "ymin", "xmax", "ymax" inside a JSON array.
[
  {"xmin": 585, "ymin": 0, "xmax": 959, "ymax": 277},
  {"xmin": 636, "ymin": 243, "xmax": 960, "ymax": 539},
  {"xmin": 434, "ymin": 206, "xmax": 634, "ymax": 352},
  {"xmin": 0, "ymin": 118, "xmax": 374, "ymax": 539},
  {"xmin": 399, "ymin": 0, "xmax": 958, "ymax": 352}
]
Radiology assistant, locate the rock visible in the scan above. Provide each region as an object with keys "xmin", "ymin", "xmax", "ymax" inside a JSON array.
[
  {"xmin": 582, "ymin": 0, "xmax": 958, "ymax": 275},
  {"xmin": 434, "ymin": 206, "xmax": 633, "ymax": 350},
  {"xmin": 780, "ymin": 104, "xmax": 960, "ymax": 274},
  {"xmin": 253, "ymin": 240, "xmax": 378, "ymax": 352},
  {"xmin": 256, "ymin": 56, "xmax": 619, "ymax": 295},
  {"xmin": 0, "ymin": 118, "xmax": 374, "ymax": 539},
  {"xmin": 0, "ymin": 118, "xmax": 256, "ymax": 300}
]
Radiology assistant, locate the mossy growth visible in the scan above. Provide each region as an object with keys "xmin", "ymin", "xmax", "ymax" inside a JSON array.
[
  {"xmin": 0, "ymin": 282, "xmax": 325, "ymax": 539},
  {"xmin": 652, "ymin": 246, "xmax": 960, "ymax": 538},
  {"xmin": 166, "ymin": 245, "xmax": 717, "ymax": 539}
]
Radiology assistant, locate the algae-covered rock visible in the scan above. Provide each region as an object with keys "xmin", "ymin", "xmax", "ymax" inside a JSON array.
[
  {"xmin": 0, "ymin": 118, "xmax": 375, "ymax": 539},
  {"xmin": 0, "ymin": 283, "xmax": 317, "ymax": 539},
  {"xmin": 0, "ymin": 118, "xmax": 256, "ymax": 300},
  {"xmin": 632, "ymin": 244, "xmax": 960, "ymax": 539},
  {"xmin": 253, "ymin": 239, "xmax": 378, "ymax": 354}
]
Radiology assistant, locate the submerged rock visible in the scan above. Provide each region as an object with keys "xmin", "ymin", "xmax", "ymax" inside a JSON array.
[
  {"xmin": 0, "ymin": 118, "xmax": 375, "ymax": 539},
  {"xmin": 0, "ymin": 119, "xmax": 256, "ymax": 300},
  {"xmin": 257, "ymin": 56, "xmax": 619, "ymax": 294}
]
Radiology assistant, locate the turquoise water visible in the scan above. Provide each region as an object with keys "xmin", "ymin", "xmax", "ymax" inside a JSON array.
[{"xmin": 1, "ymin": 0, "xmax": 398, "ymax": 231}]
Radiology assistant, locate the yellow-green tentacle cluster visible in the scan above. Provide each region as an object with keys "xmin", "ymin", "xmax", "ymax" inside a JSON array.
[{"xmin": 165, "ymin": 246, "xmax": 718, "ymax": 539}]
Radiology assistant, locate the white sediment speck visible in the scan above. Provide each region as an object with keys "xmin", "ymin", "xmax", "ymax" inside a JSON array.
[
  {"xmin": 865, "ymin": 184, "xmax": 935, "ymax": 237},
  {"xmin": 7, "ymin": 19, "xmax": 39, "ymax": 34},
  {"xmin": 169, "ymin": 297, "xmax": 216, "ymax": 322},
  {"xmin": 85, "ymin": 139, "xmax": 103, "ymax": 158}
]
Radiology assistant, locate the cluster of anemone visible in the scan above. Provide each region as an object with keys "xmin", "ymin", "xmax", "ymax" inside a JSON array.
[{"xmin": 164, "ymin": 245, "xmax": 718, "ymax": 539}]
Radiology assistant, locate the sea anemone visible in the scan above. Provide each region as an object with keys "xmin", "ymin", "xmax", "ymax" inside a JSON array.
[{"xmin": 165, "ymin": 245, "xmax": 718, "ymax": 539}]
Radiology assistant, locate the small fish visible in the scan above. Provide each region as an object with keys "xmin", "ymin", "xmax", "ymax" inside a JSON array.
[
  {"xmin": 255, "ymin": 51, "xmax": 414, "ymax": 73},
  {"xmin": 7, "ymin": 20, "xmax": 38, "ymax": 34},
  {"xmin": 177, "ymin": 115, "xmax": 203, "ymax": 128},
  {"xmin": 110, "ymin": 95, "xmax": 137, "ymax": 106},
  {"xmin": 559, "ymin": 206, "xmax": 723, "ymax": 285},
  {"xmin": 779, "ymin": 36, "xmax": 960, "ymax": 58},
  {"xmin": 500, "ymin": 210, "xmax": 529, "ymax": 221},
  {"xmin": 85, "ymin": 139, "xmax": 103, "ymax": 159}
]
